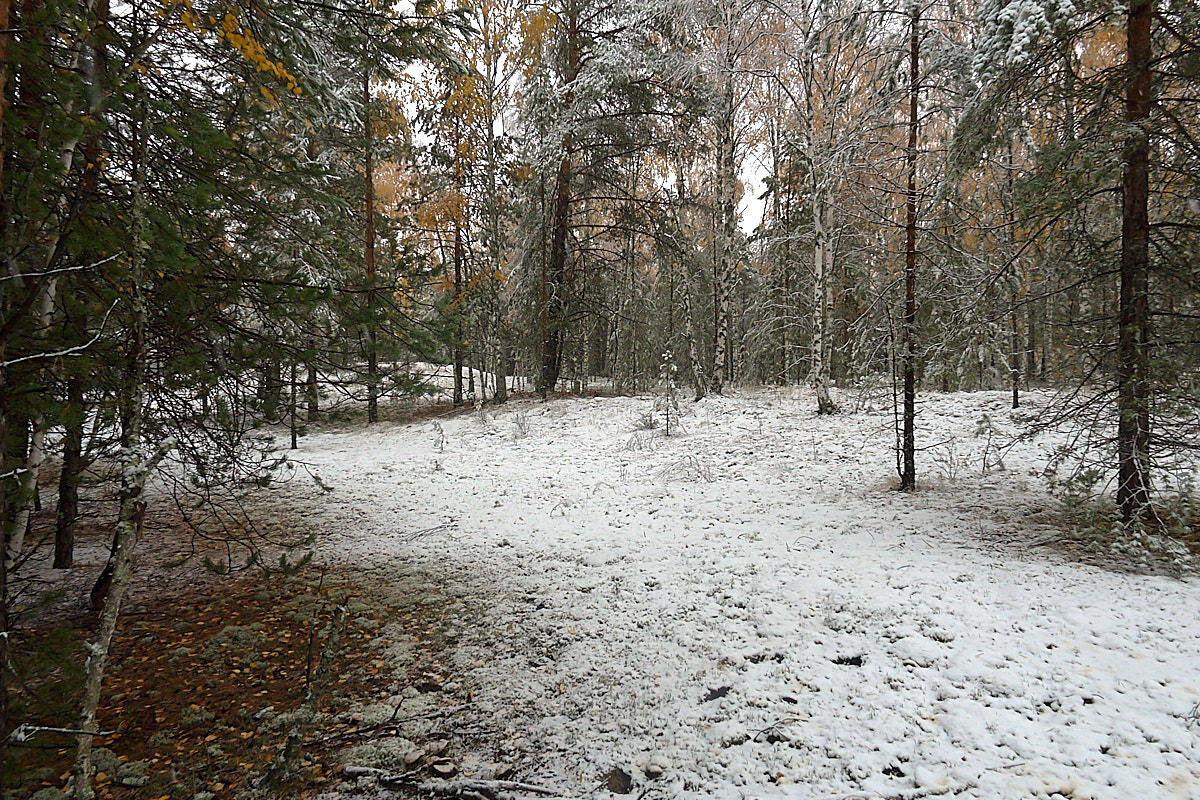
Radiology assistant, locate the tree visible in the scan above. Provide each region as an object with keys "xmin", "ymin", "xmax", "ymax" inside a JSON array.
[
  {"xmin": 1115, "ymin": 0, "xmax": 1153, "ymax": 522},
  {"xmin": 960, "ymin": 0, "xmax": 1199, "ymax": 522},
  {"xmin": 900, "ymin": 0, "xmax": 920, "ymax": 491}
]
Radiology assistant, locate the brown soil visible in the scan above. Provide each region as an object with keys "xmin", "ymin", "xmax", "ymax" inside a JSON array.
[{"xmin": 6, "ymin": 554, "xmax": 452, "ymax": 800}]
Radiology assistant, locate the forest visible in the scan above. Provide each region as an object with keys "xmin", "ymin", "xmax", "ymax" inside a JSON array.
[{"xmin": 1, "ymin": 0, "xmax": 1198, "ymax": 797}]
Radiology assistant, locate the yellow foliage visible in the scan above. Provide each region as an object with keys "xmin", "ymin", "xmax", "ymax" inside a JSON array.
[
  {"xmin": 511, "ymin": 163, "xmax": 533, "ymax": 182},
  {"xmin": 518, "ymin": 7, "xmax": 559, "ymax": 70},
  {"xmin": 161, "ymin": 1, "xmax": 304, "ymax": 97},
  {"xmin": 219, "ymin": 14, "xmax": 301, "ymax": 96}
]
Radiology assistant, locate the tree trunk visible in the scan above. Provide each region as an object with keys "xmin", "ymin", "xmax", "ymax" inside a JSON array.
[
  {"xmin": 306, "ymin": 352, "xmax": 319, "ymax": 420},
  {"xmin": 0, "ymin": 541, "xmax": 8, "ymax": 746},
  {"xmin": 259, "ymin": 358, "xmax": 282, "ymax": 420},
  {"xmin": 54, "ymin": 349, "xmax": 86, "ymax": 568},
  {"xmin": 543, "ymin": 150, "xmax": 570, "ymax": 396},
  {"xmin": 1008, "ymin": 141, "xmax": 1020, "ymax": 410},
  {"xmin": 364, "ymin": 69, "xmax": 378, "ymax": 424},
  {"xmin": 899, "ymin": 2, "xmax": 919, "ymax": 492},
  {"xmin": 812, "ymin": 197, "xmax": 836, "ymax": 414},
  {"xmin": 71, "ymin": 171, "xmax": 166, "ymax": 800},
  {"xmin": 0, "ymin": 0, "xmax": 9, "ymax": 199},
  {"xmin": 453, "ymin": 223, "xmax": 465, "ymax": 407},
  {"xmin": 494, "ymin": 342, "xmax": 508, "ymax": 404},
  {"xmin": 452, "ymin": 117, "xmax": 465, "ymax": 407},
  {"xmin": 538, "ymin": 175, "xmax": 549, "ymax": 397},
  {"xmin": 1010, "ymin": 287, "xmax": 1020, "ymax": 409},
  {"xmin": 674, "ymin": 160, "xmax": 705, "ymax": 400},
  {"xmin": 711, "ymin": 77, "xmax": 735, "ymax": 395},
  {"xmin": 54, "ymin": 0, "xmax": 108, "ymax": 565},
  {"xmin": 289, "ymin": 362, "xmax": 298, "ymax": 450},
  {"xmin": 1116, "ymin": 0, "xmax": 1153, "ymax": 523},
  {"xmin": 1, "ymin": 0, "xmax": 93, "ymax": 734},
  {"xmin": 540, "ymin": 13, "xmax": 579, "ymax": 398},
  {"xmin": 3, "ymin": 279, "xmax": 57, "ymax": 569},
  {"xmin": 1025, "ymin": 291, "xmax": 1037, "ymax": 384},
  {"xmin": 483, "ymin": 35, "xmax": 506, "ymax": 407}
]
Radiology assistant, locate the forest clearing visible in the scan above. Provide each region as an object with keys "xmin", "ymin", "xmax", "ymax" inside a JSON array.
[
  {"xmin": 264, "ymin": 388, "xmax": 1200, "ymax": 800},
  {"xmin": 13, "ymin": 387, "xmax": 1200, "ymax": 800},
  {"xmin": 1, "ymin": 0, "xmax": 1198, "ymax": 796}
]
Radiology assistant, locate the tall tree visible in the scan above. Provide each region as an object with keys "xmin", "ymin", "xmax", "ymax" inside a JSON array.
[
  {"xmin": 899, "ymin": 0, "xmax": 921, "ymax": 491},
  {"xmin": 1116, "ymin": 0, "xmax": 1153, "ymax": 522}
]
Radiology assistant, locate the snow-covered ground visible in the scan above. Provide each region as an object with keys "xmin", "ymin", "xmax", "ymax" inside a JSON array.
[{"xmin": 270, "ymin": 388, "xmax": 1200, "ymax": 799}]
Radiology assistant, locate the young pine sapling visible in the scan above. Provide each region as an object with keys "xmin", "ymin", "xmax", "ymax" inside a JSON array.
[{"xmin": 655, "ymin": 351, "xmax": 682, "ymax": 436}]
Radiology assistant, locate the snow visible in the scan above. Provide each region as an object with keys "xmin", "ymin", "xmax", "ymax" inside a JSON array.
[{"xmin": 268, "ymin": 388, "xmax": 1200, "ymax": 799}]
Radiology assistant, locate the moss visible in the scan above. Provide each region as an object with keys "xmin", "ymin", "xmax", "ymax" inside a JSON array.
[
  {"xmin": 17, "ymin": 767, "xmax": 54, "ymax": 787},
  {"xmin": 91, "ymin": 747, "xmax": 119, "ymax": 775},
  {"xmin": 201, "ymin": 625, "xmax": 267, "ymax": 664},
  {"xmin": 339, "ymin": 736, "xmax": 418, "ymax": 772},
  {"xmin": 29, "ymin": 789, "xmax": 66, "ymax": 800},
  {"xmin": 179, "ymin": 704, "xmax": 216, "ymax": 727},
  {"xmin": 256, "ymin": 707, "xmax": 313, "ymax": 734},
  {"xmin": 168, "ymin": 645, "xmax": 194, "ymax": 663},
  {"xmin": 147, "ymin": 729, "xmax": 176, "ymax": 748},
  {"xmin": 116, "ymin": 760, "xmax": 149, "ymax": 787}
]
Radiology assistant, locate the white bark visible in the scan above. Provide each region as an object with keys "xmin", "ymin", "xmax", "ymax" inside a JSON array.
[
  {"xmin": 811, "ymin": 198, "xmax": 835, "ymax": 413},
  {"xmin": 70, "ymin": 181, "xmax": 170, "ymax": 799},
  {"xmin": 676, "ymin": 160, "xmax": 706, "ymax": 400},
  {"xmin": 2, "ymin": 279, "xmax": 57, "ymax": 569},
  {"xmin": 711, "ymin": 75, "xmax": 736, "ymax": 394}
]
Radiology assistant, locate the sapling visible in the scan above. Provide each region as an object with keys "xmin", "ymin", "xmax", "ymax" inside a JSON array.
[
  {"xmin": 655, "ymin": 350, "xmax": 681, "ymax": 436},
  {"xmin": 511, "ymin": 411, "xmax": 531, "ymax": 439}
]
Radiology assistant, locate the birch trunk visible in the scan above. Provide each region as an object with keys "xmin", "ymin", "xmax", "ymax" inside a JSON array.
[
  {"xmin": 675, "ymin": 161, "xmax": 705, "ymax": 400},
  {"xmin": 711, "ymin": 76, "xmax": 735, "ymax": 395},
  {"xmin": 3, "ymin": 278, "xmax": 57, "ymax": 570},
  {"xmin": 71, "ymin": 179, "xmax": 168, "ymax": 800},
  {"xmin": 811, "ymin": 198, "xmax": 836, "ymax": 414}
]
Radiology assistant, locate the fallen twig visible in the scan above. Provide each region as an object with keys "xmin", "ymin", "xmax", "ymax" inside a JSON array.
[
  {"xmin": 343, "ymin": 765, "xmax": 562, "ymax": 798},
  {"xmin": 304, "ymin": 706, "xmax": 461, "ymax": 746},
  {"xmin": 820, "ymin": 782, "xmax": 974, "ymax": 800},
  {"xmin": 403, "ymin": 520, "xmax": 457, "ymax": 542},
  {"xmin": 3, "ymin": 724, "xmax": 114, "ymax": 744},
  {"xmin": 263, "ymin": 603, "xmax": 347, "ymax": 787}
]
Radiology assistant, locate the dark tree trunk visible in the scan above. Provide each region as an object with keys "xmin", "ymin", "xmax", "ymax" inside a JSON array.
[
  {"xmin": 1116, "ymin": 0, "xmax": 1153, "ymax": 523},
  {"xmin": 0, "ymin": 0, "xmax": 9, "ymax": 200},
  {"xmin": 1010, "ymin": 289, "xmax": 1020, "ymax": 409},
  {"xmin": 364, "ymin": 69, "xmax": 378, "ymax": 424},
  {"xmin": 289, "ymin": 363, "xmax": 298, "ymax": 450},
  {"xmin": 306, "ymin": 353, "xmax": 319, "ymax": 420},
  {"xmin": 54, "ymin": 363, "xmax": 85, "ymax": 568},
  {"xmin": 899, "ymin": 2, "xmax": 919, "ymax": 492},
  {"xmin": 452, "ymin": 119, "xmax": 465, "ymax": 407},
  {"xmin": 260, "ymin": 359, "xmax": 282, "ymax": 420},
  {"xmin": 494, "ymin": 342, "xmax": 509, "ymax": 404},
  {"xmin": 1025, "ymin": 296, "xmax": 1037, "ymax": 384},
  {"xmin": 453, "ymin": 224, "xmax": 464, "ymax": 407},
  {"xmin": 543, "ymin": 150, "xmax": 570, "ymax": 396},
  {"xmin": 541, "ymin": 13, "xmax": 579, "ymax": 399},
  {"xmin": 1008, "ymin": 143, "xmax": 1020, "ymax": 410}
]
